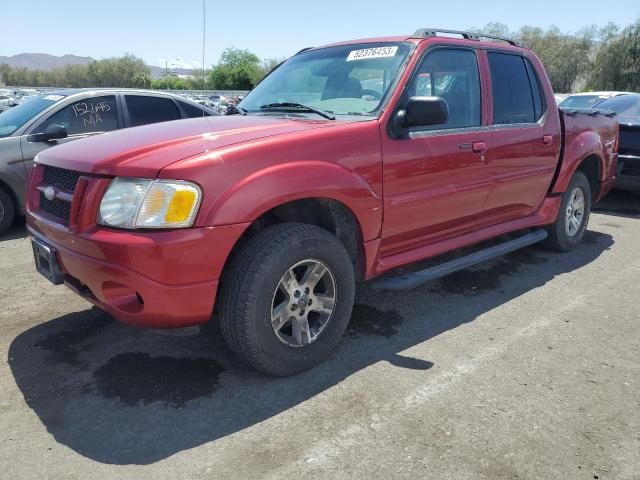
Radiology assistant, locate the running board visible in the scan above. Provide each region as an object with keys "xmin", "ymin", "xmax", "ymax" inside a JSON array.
[{"xmin": 373, "ymin": 228, "xmax": 548, "ymax": 291}]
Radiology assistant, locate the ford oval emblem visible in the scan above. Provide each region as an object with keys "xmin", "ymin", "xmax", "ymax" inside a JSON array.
[{"xmin": 44, "ymin": 186, "xmax": 56, "ymax": 201}]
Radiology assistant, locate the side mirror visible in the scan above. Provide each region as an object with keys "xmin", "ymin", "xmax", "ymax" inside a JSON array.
[
  {"xmin": 27, "ymin": 124, "xmax": 68, "ymax": 143},
  {"xmin": 403, "ymin": 96, "xmax": 449, "ymax": 128}
]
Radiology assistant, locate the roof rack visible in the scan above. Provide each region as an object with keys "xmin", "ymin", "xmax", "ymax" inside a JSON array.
[{"xmin": 412, "ymin": 28, "xmax": 520, "ymax": 46}]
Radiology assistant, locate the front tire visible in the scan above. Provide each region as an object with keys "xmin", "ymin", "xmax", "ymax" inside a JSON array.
[
  {"xmin": 218, "ymin": 223, "xmax": 355, "ymax": 376},
  {"xmin": 0, "ymin": 188, "xmax": 15, "ymax": 236},
  {"xmin": 544, "ymin": 171, "xmax": 591, "ymax": 252}
]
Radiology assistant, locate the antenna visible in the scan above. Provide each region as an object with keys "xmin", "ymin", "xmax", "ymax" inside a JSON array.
[{"xmin": 201, "ymin": 0, "xmax": 206, "ymax": 116}]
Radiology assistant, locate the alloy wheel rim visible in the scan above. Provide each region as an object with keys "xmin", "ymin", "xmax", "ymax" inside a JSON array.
[
  {"xmin": 270, "ymin": 259, "xmax": 336, "ymax": 348},
  {"xmin": 565, "ymin": 187, "xmax": 585, "ymax": 237}
]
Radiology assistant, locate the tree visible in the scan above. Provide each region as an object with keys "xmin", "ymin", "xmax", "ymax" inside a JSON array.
[
  {"xmin": 208, "ymin": 48, "xmax": 262, "ymax": 90},
  {"xmin": 517, "ymin": 26, "xmax": 595, "ymax": 93},
  {"xmin": 258, "ymin": 57, "xmax": 286, "ymax": 80},
  {"xmin": 589, "ymin": 20, "xmax": 640, "ymax": 91}
]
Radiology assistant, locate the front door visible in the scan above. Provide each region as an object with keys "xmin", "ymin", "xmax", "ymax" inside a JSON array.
[
  {"xmin": 20, "ymin": 94, "xmax": 121, "ymax": 173},
  {"xmin": 380, "ymin": 47, "xmax": 491, "ymax": 257}
]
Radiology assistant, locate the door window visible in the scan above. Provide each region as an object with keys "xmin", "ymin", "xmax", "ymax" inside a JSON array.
[
  {"xmin": 34, "ymin": 96, "xmax": 117, "ymax": 135},
  {"xmin": 408, "ymin": 48, "xmax": 481, "ymax": 129},
  {"xmin": 488, "ymin": 53, "xmax": 541, "ymax": 124},
  {"xmin": 125, "ymin": 95, "xmax": 180, "ymax": 127},
  {"xmin": 178, "ymin": 100, "xmax": 211, "ymax": 118}
]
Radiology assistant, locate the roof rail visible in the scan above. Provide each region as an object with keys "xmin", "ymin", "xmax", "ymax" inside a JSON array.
[{"xmin": 412, "ymin": 28, "xmax": 520, "ymax": 46}]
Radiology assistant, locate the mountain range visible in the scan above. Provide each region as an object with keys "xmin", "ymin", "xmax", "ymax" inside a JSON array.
[{"xmin": 0, "ymin": 53, "xmax": 195, "ymax": 79}]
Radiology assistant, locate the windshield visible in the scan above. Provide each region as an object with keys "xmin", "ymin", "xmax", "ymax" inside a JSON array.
[
  {"xmin": 559, "ymin": 94, "xmax": 612, "ymax": 109},
  {"xmin": 597, "ymin": 95, "xmax": 640, "ymax": 122},
  {"xmin": 239, "ymin": 42, "xmax": 411, "ymax": 117},
  {"xmin": 0, "ymin": 95, "xmax": 63, "ymax": 138}
]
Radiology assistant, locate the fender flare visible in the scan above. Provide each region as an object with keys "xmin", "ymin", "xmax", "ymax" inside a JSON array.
[
  {"xmin": 551, "ymin": 130, "xmax": 605, "ymax": 194},
  {"xmin": 198, "ymin": 160, "xmax": 383, "ymax": 241}
]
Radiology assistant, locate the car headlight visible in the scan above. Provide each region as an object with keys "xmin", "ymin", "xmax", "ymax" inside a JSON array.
[{"xmin": 98, "ymin": 178, "xmax": 202, "ymax": 229}]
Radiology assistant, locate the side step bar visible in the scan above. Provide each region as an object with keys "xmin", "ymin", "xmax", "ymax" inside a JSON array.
[{"xmin": 373, "ymin": 229, "xmax": 548, "ymax": 291}]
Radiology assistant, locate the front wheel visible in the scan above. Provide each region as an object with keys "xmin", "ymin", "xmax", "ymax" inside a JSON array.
[
  {"xmin": 0, "ymin": 188, "xmax": 15, "ymax": 236},
  {"xmin": 544, "ymin": 171, "xmax": 591, "ymax": 252},
  {"xmin": 218, "ymin": 223, "xmax": 355, "ymax": 376}
]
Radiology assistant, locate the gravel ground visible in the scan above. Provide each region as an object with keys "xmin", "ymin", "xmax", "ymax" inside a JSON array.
[{"xmin": 0, "ymin": 190, "xmax": 639, "ymax": 480}]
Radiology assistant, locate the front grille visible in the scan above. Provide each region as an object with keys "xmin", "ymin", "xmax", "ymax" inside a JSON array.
[
  {"xmin": 43, "ymin": 166, "xmax": 80, "ymax": 192},
  {"xmin": 39, "ymin": 195, "xmax": 72, "ymax": 220},
  {"xmin": 39, "ymin": 166, "xmax": 81, "ymax": 222}
]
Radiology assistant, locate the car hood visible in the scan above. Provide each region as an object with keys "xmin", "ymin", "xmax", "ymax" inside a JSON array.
[{"xmin": 36, "ymin": 115, "xmax": 340, "ymax": 177}]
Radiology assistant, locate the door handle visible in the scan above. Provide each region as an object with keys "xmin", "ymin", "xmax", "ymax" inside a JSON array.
[
  {"xmin": 543, "ymin": 135, "xmax": 553, "ymax": 146},
  {"xmin": 472, "ymin": 141, "xmax": 487, "ymax": 154}
]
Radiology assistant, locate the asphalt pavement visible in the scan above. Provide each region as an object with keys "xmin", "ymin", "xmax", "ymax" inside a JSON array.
[{"xmin": 0, "ymin": 190, "xmax": 639, "ymax": 479}]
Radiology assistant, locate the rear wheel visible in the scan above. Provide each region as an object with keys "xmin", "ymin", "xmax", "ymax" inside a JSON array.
[
  {"xmin": 218, "ymin": 223, "xmax": 355, "ymax": 376},
  {"xmin": 544, "ymin": 171, "xmax": 591, "ymax": 251},
  {"xmin": 0, "ymin": 188, "xmax": 15, "ymax": 236}
]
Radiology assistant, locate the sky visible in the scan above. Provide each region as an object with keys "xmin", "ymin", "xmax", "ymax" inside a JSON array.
[{"xmin": 2, "ymin": 0, "xmax": 639, "ymax": 68}]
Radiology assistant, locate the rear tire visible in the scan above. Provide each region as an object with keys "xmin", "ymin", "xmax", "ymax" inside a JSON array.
[
  {"xmin": 543, "ymin": 171, "xmax": 591, "ymax": 252},
  {"xmin": 218, "ymin": 223, "xmax": 355, "ymax": 376},
  {"xmin": 0, "ymin": 188, "xmax": 15, "ymax": 236}
]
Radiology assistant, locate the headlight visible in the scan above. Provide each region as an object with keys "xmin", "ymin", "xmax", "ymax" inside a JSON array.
[{"xmin": 98, "ymin": 178, "xmax": 202, "ymax": 229}]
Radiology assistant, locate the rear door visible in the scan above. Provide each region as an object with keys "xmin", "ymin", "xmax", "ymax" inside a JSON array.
[
  {"xmin": 480, "ymin": 52, "xmax": 559, "ymax": 226},
  {"xmin": 380, "ymin": 47, "xmax": 492, "ymax": 254},
  {"xmin": 122, "ymin": 94, "xmax": 182, "ymax": 127}
]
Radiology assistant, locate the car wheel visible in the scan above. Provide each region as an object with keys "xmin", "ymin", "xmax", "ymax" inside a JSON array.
[
  {"xmin": 0, "ymin": 188, "xmax": 15, "ymax": 235},
  {"xmin": 218, "ymin": 223, "xmax": 355, "ymax": 376},
  {"xmin": 544, "ymin": 171, "xmax": 591, "ymax": 252}
]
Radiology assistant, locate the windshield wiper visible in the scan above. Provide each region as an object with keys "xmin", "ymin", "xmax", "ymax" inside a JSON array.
[{"xmin": 259, "ymin": 102, "xmax": 335, "ymax": 120}]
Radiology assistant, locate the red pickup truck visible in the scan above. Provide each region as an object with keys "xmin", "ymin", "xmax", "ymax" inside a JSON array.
[{"xmin": 26, "ymin": 29, "xmax": 619, "ymax": 376}]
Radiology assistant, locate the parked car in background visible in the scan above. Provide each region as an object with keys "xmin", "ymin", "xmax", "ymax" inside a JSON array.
[
  {"xmin": 0, "ymin": 88, "xmax": 217, "ymax": 234},
  {"xmin": 13, "ymin": 89, "xmax": 39, "ymax": 105},
  {"xmin": 596, "ymin": 94, "xmax": 640, "ymax": 192},
  {"xmin": 26, "ymin": 29, "xmax": 618, "ymax": 376},
  {"xmin": 192, "ymin": 95, "xmax": 215, "ymax": 108},
  {"xmin": 0, "ymin": 95, "xmax": 14, "ymax": 112},
  {"xmin": 559, "ymin": 91, "xmax": 630, "ymax": 109}
]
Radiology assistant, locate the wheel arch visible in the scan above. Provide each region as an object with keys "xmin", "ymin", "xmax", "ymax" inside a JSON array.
[
  {"xmin": 551, "ymin": 130, "xmax": 605, "ymax": 201},
  {"xmin": 221, "ymin": 197, "xmax": 368, "ymax": 283}
]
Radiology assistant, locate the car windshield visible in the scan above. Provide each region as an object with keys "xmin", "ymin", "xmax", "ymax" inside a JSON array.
[
  {"xmin": 0, "ymin": 95, "xmax": 63, "ymax": 138},
  {"xmin": 559, "ymin": 94, "xmax": 612, "ymax": 108},
  {"xmin": 239, "ymin": 42, "xmax": 412, "ymax": 117},
  {"xmin": 597, "ymin": 94, "xmax": 640, "ymax": 122}
]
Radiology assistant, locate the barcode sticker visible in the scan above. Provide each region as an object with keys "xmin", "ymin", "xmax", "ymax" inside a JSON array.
[{"xmin": 347, "ymin": 46, "xmax": 398, "ymax": 61}]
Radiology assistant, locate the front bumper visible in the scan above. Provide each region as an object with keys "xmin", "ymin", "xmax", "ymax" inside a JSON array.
[
  {"xmin": 614, "ymin": 155, "xmax": 640, "ymax": 191},
  {"xmin": 27, "ymin": 215, "xmax": 249, "ymax": 329}
]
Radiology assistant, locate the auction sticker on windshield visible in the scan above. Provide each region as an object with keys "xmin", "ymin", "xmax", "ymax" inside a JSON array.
[{"xmin": 347, "ymin": 46, "xmax": 398, "ymax": 61}]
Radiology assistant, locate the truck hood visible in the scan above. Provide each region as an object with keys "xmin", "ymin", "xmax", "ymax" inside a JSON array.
[{"xmin": 36, "ymin": 115, "xmax": 339, "ymax": 177}]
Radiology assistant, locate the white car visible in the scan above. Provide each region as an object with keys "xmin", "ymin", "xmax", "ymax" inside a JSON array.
[
  {"xmin": 559, "ymin": 91, "xmax": 631, "ymax": 109},
  {"xmin": 0, "ymin": 95, "xmax": 15, "ymax": 111}
]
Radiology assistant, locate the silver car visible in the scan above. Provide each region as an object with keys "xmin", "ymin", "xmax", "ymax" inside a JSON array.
[{"xmin": 0, "ymin": 88, "xmax": 216, "ymax": 234}]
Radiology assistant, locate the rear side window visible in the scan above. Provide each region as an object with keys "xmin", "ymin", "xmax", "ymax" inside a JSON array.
[
  {"xmin": 178, "ymin": 100, "xmax": 210, "ymax": 118},
  {"xmin": 488, "ymin": 53, "xmax": 539, "ymax": 125},
  {"xmin": 409, "ymin": 48, "xmax": 481, "ymax": 129},
  {"xmin": 35, "ymin": 95, "xmax": 118, "ymax": 135},
  {"xmin": 125, "ymin": 95, "xmax": 181, "ymax": 127}
]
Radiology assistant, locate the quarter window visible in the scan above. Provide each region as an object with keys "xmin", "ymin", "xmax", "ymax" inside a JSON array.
[
  {"xmin": 35, "ymin": 96, "xmax": 117, "ymax": 135},
  {"xmin": 409, "ymin": 49, "xmax": 481, "ymax": 130},
  {"xmin": 488, "ymin": 53, "xmax": 541, "ymax": 124},
  {"xmin": 125, "ymin": 95, "xmax": 181, "ymax": 127}
]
